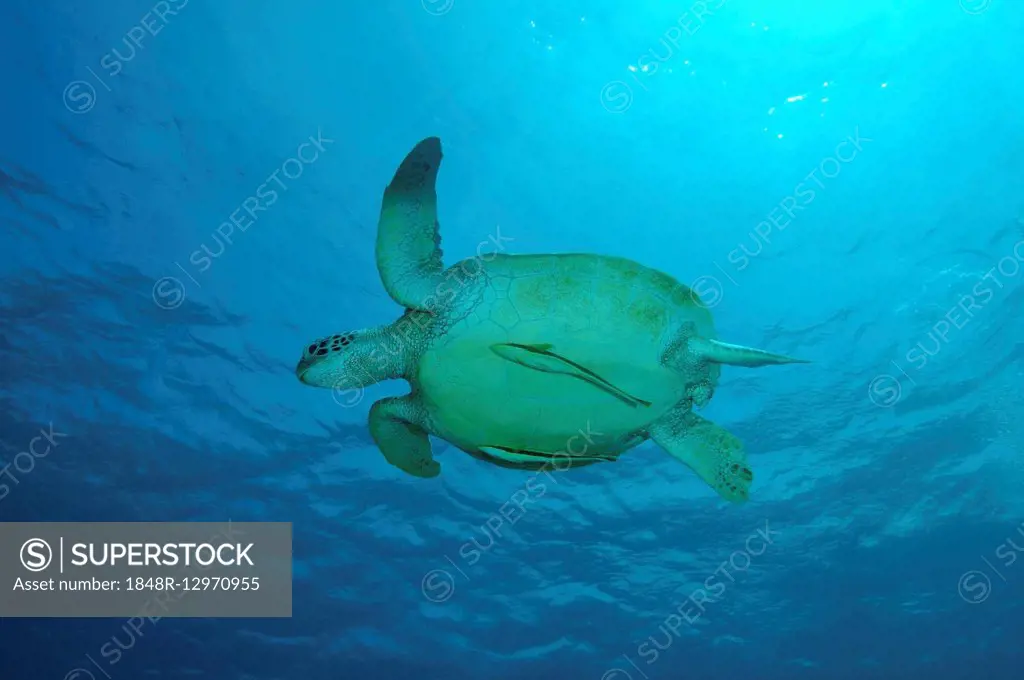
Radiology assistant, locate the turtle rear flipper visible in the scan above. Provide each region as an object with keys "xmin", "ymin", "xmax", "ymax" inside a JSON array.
[{"xmin": 649, "ymin": 407, "xmax": 752, "ymax": 503}]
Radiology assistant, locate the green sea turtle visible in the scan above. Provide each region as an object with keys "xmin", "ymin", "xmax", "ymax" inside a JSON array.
[{"xmin": 296, "ymin": 138, "xmax": 808, "ymax": 502}]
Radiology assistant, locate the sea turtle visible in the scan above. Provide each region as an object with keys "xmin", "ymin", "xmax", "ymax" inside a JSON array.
[{"xmin": 296, "ymin": 138, "xmax": 808, "ymax": 502}]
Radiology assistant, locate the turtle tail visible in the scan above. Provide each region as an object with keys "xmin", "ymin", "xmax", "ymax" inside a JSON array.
[{"xmin": 689, "ymin": 338, "xmax": 809, "ymax": 367}]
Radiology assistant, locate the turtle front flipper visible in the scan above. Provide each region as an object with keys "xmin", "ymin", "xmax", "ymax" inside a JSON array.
[
  {"xmin": 648, "ymin": 406, "xmax": 752, "ymax": 503},
  {"xmin": 376, "ymin": 137, "xmax": 447, "ymax": 312},
  {"xmin": 368, "ymin": 395, "xmax": 440, "ymax": 478}
]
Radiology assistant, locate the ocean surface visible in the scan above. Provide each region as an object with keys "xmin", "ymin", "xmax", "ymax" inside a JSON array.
[{"xmin": 2, "ymin": 0, "xmax": 1023, "ymax": 678}]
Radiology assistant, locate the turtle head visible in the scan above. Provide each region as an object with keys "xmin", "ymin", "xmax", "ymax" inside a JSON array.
[{"xmin": 296, "ymin": 330, "xmax": 393, "ymax": 390}]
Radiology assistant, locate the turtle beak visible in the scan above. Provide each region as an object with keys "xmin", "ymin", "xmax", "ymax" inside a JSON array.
[{"xmin": 295, "ymin": 356, "xmax": 314, "ymax": 383}]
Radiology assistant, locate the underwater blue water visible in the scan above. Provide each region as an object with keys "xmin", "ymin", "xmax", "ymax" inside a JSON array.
[{"xmin": 2, "ymin": 0, "xmax": 1024, "ymax": 678}]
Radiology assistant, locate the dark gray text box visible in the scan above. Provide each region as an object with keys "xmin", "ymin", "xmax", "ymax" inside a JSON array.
[{"xmin": 0, "ymin": 522, "xmax": 291, "ymax": 617}]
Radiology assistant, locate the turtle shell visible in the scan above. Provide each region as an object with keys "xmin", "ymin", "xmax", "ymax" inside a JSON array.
[{"xmin": 414, "ymin": 253, "xmax": 719, "ymax": 462}]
